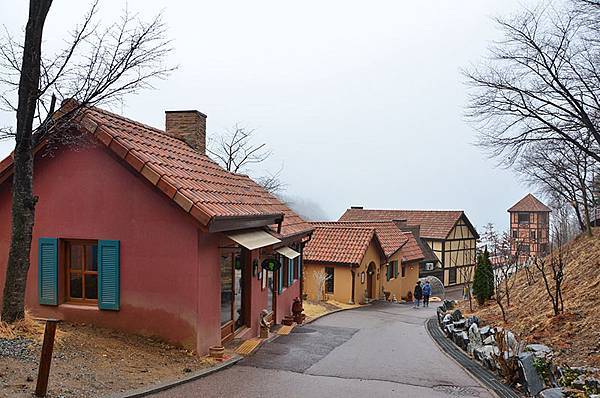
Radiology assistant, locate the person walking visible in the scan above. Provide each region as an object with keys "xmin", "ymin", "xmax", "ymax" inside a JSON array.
[
  {"xmin": 413, "ymin": 281, "xmax": 423, "ymax": 308},
  {"xmin": 422, "ymin": 280, "xmax": 432, "ymax": 307}
]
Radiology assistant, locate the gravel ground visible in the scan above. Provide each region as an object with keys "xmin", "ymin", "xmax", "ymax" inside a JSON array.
[
  {"xmin": 0, "ymin": 322, "xmax": 220, "ymax": 398},
  {"xmin": 0, "ymin": 338, "xmax": 38, "ymax": 362}
]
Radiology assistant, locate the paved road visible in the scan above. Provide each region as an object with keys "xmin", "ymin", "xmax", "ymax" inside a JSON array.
[{"xmin": 151, "ymin": 302, "xmax": 493, "ymax": 398}]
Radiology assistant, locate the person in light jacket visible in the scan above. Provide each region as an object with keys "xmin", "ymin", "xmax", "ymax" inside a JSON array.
[
  {"xmin": 413, "ymin": 281, "xmax": 423, "ymax": 308},
  {"xmin": 422, "ymin": 280, "xmax": 432, "ymax": 307}
]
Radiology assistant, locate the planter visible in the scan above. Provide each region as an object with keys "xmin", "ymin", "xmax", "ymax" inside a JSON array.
[
  {"xmin": 282, "ymin": 315, "xmax": 294, "ymax": 326},
  {"xmin": 209, "ymin": 345, "xmax": 225, "ymax": 359},
  {"xmin": 384, "ymin": 291, "xmax": 391, "ymax": 301}
]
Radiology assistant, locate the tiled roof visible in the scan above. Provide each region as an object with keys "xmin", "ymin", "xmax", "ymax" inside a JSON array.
[
  {"xmin": 508, "ymin": 194, "xmax": 551, "ymax": 213},
  {"xmin": 311, "ymin": 221, "xmax": 407, "ymax": 258},
  {"xmin": 399, "ymin": 232, "xmax": 425, "ymax": 263},
  {"xmin": 0, "ymin": 104, "xmax": 312, "ymax": 239},
  {"xmin": 399, "ymin": 225, "xmax": 438, "ymax": 263},
  {"xmin": 303, "ymin": 227, "xmax": 383, "ymax": 265},
  {"xmin": 339, "ymin": 209, "xmax": 474, "ymax": 240}
]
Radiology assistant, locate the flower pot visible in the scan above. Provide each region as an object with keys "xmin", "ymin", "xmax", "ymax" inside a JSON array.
[{"xmin": 209, "ymin": 345, "xmax": 225, "ymax": 359}]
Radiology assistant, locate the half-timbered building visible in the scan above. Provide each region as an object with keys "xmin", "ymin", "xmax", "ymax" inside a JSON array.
[
  {"xmin": 339, "ymin": 208, "xmax": 479, "ymax": 287},
  {"xmin": 508, "ymin": 194, "xmax": 551, "ymax": 258}
]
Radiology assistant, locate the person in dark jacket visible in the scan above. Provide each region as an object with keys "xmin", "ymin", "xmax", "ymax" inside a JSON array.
[
  {"xmin": 413, "ymin": 281, "xmax": 423, "ymax": 308},
  {"xmin": 422, "ymin": 280, "xmax": 432, "ymax": 307}
]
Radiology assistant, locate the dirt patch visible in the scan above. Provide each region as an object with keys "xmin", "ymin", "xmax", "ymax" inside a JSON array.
[
  {"xmin": 458, "ymin": 230, "xmax": 600, "ymax": 368},
  {"xmin": 0, "ymin": 320, "xmax": 222, "ymax": 398}
]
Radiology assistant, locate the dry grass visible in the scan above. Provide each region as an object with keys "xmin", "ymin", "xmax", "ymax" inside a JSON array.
[
  {"xmin": 0, "ymin": 310, "xmax": 65, "ymax": 342},
  {"xmin": 303, "ymin": 301, "xmax": 329, "ymax": 318},
  {"xmin": 459, "ymin": 229, "xmax": 600, "ymax": 367},
  {"xmin": 303, "ymin": 300, "xmax": 361, "ymax": 320}
]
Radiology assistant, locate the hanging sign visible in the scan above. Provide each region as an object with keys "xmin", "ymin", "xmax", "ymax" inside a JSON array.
[{"xmin": 261, "ymin": 258, "xmax": 281, "ymax": 272}]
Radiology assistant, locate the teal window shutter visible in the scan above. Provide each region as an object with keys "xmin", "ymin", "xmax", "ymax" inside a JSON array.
[
  {"xmin": 98, "ymin": 240, "xmax": 120, "ymax": 310},
  {"xmin": 278, "ymin": 255, "xmax": 283, "ymax": 294},
  {"xmin": 278, "ymin": 268, "xmax": 283, "ymax": 294},
  {"xmin": 298, "ymin": 253, "xmax": 302, "ymax": 279},
  {"xmin": 394, "ymin": 261, "xmax": 399, "ymax": 278},
  {"xmin": 38, "ymin": 238, "xmax": 58, "ymax": 306},
  {"xmin": 288, "ymin": 258, "xmax": 293, "ymax": 285}
]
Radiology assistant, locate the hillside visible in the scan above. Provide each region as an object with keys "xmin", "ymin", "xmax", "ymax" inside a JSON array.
[{"xmin": 460, "ymin": 229, "xmax": 600, "ymax": 367}]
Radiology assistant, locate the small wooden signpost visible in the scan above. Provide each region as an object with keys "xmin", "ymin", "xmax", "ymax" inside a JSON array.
[{"xmin": 35, "ymin": 319, "xmax": 58, "ymax": 397}]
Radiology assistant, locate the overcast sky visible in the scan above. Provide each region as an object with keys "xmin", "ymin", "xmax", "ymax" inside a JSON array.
[{"xmin": 0, "ymin": 0, "xmax": 534, "ymax": 232}]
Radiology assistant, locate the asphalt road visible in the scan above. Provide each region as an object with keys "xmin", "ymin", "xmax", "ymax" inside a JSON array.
[{"xmin": 150, "ymin": 302, "xmax": 493, "ymax": 398}]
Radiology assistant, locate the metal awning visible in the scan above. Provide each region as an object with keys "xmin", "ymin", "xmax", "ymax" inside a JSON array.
[
  {"xmin": 226, "ymin": 229, "xmax": 281, "ymax": 250},
  {"xmin": 275, "ymin": 246, "xmax": 300, "ymax": 259}
]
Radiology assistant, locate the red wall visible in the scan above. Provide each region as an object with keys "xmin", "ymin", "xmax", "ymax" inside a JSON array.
[{"xmin": 0, "ymin": 145, "xmax": 206, "ymax": 350}]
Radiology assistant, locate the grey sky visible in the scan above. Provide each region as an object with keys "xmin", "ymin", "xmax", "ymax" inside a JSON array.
[{"xmin": 0, "ymin": 0, "xmax": 530, "ymax": 232}]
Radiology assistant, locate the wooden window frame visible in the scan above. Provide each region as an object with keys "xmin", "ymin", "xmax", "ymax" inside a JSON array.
[
  {"xmin": 518, "ymin": 212, "xmax": 530, "ymax": 224},
  {"xmin": 64, "ymin": 239, "xmax": 99, "ymax": 305}
]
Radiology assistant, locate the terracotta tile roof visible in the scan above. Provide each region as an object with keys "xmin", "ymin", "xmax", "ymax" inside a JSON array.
[
  {"xmin": 338, "ymin": 209, "xmax": 477, "ymax": 240},
  {"xmin": 399, "ymin": 232, "xmax": 425, "ymax": 263},
  {"xmin": 0, "ymin": 104, "xmax": 312, "ymax": 239},
  {"xmin": 508, "ymin": 194, "xmax": 551, "ymax": 213},
  {"xmin": 303, "ymin": 226, "xmax": 384, "ymax": 265},
  {"xmin": 311, "ymin": 221, "xmax": 407, "ymax": 258},
  {"xmin": 399, "ymin": 225, "xmax": 439, "ymax": 263}
]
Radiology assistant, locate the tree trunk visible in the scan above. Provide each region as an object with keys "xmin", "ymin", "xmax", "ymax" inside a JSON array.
[
  {"xmin": 580, "ymin": 181, "xmax": 593, "ymax": 237},
  {"xmin": 1, "ymin": 0, "xmax": 52, "ymax": 323}
]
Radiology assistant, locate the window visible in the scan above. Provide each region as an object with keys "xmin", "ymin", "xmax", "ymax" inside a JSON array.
[
  {"xmin": 530, "ymin": 230, "xmax": 536, "ymax": 240},
  {"xmin": 518, "ymin": 213, "xmax": 530, "ymax": 224},
  {"xmin": 401, "ymin": 265, "xmax": 406, "ymax": 278},
  {"xmin": 282, "ymin": 255, "xmax": 289, "ymax": 288},
  {"xmin": 65, "ymin": 240, "xmax": 98, "ymax": 303},
  {"xmin": 325, "ymin": 267, "xmax": 334, "ymax": 293},
  {"xmin": 540, "ymin": 243, "xmax": 549, "ymax": 254},
  {"xmin": 293, "ymin": 256, "xmax": 299, "ymax": 280},
  {"xmin": 512, "ymin": 230, "xmax": 518, "ymax": 238},
  {"xmin": 448, "ymin": 267, "xmax": 457, "ymax": 284},
  {"xmin": 518, "ymin": 244, "xmax": 530, "ymax": 254}
]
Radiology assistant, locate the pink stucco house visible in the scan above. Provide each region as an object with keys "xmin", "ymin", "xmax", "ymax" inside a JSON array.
[{"xmin": 0, "ymin": 101, "xmax": 312, "ymax": 354}]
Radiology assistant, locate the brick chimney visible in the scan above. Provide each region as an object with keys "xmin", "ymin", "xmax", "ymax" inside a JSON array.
[{"xmin": 165, "ymin": 110, "xmax": 207, "ymax": 153}]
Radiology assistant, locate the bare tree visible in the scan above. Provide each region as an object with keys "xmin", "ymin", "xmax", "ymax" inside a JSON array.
[
  {"xmin": 207, "ymin": 125, "xmax": 271, "ymax": 173},
  {"xmin": 465, "ymin": 3, "xmax": 600, "ymax": 166},
  {"xmin": 207, "ymin": 124, "xmax": 286, "ymax": 195},
  {"xmin": 255, "ymin": 166, "xmax": 287, "ymax": 197},
  {"xmin": 0, "ymin": 0, "xmax": 174, "ymax": 322},
  {"xmin": 312, "ymin": 270, "xmax": 331, "ymax": 302},
  {"xmin": 534, "ymin": 229, "xmax": 566, "ymax": 316},
  {"xmin": 517, "ymin": 140, "xmax": 597, "ymax": 235}
]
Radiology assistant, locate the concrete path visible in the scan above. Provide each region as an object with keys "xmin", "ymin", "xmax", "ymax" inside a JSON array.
[{"xmin": 150, "ymin": 302, "xmax": 493, "ymax": 398}]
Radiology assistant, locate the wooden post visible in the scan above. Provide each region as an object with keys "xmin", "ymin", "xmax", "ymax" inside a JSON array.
[{"xmin": 35, "ymin": 319, "xmax": 58, "ymax": 397}]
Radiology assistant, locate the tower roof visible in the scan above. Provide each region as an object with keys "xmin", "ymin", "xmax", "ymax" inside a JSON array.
[{"xmin": 508, "ymin": 194, "xmax": 551, "ymax": 213}]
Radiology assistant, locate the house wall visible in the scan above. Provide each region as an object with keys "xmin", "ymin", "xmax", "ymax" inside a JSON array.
[
  {"xmin": 423, "ymin": 218, "xmax": 477, "ymax": 287},
  {"xmin": 0, "ymin": 145, "xmax": 207, "ymax": 351},
  {"xmin": 303, "ymin": 263, "xmax": 353, "ymax": 303},
  {"xmin": 275, "ymin": 265, "xmax": 301, "ymax": 324},
  {"xmin": 380, "ymin": 253, "xmax": 421, "ymax": 301}
]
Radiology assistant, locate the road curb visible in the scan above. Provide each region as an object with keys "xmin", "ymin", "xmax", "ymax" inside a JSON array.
[
  {"xmin": 105, "ymin": 354, "xmax": 243, "ymax": 398},
  {"xmin": 425, "ymin": 318, "xmax": 522, "ymax": 398}
]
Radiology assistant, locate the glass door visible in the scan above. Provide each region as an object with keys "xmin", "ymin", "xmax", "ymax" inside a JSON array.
[{"xmin": 220, "ymin": 246, "xmax": 244, "ymax": 341}]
